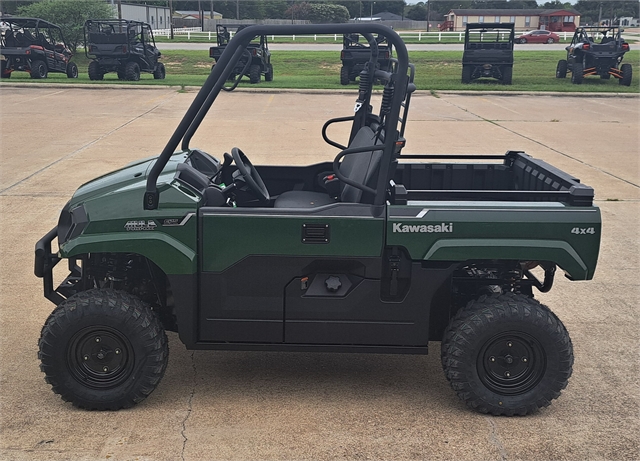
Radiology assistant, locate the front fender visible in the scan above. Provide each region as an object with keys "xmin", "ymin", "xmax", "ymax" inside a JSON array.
[{"xmin": 61, "ymin": 232, "xmax": 197, "ymax": 275}]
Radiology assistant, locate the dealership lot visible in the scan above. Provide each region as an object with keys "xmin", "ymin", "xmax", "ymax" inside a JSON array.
[{"xmin": 0, "ymin": 86, "xmax": 638, "ymax": 460}]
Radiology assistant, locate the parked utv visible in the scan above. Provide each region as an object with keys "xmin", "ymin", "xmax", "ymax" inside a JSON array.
[
  {"xmin": 36, "ymin": 24, "xmax": 600, "ymax": 416},
  {"xmin": 556, "ymin": 26, "xmax": 632, "ymax": 86},
  {"xmin": 340, "ymin": 33, "xmax": 393, "ymax": 85},
  {"xmin": 462, "ymin": 23, "xmax": 515, "ymax": 84},
  {"xmin": 84, "ymin": 19, "xmax": 165, "ymax": 81},
  {"xmin": 0, "ymin": 17, "xmax": 78, "ymax": 79},
  {"xmin": 209, "ymin": 24, "xmax": 272, "ymax": 86}
]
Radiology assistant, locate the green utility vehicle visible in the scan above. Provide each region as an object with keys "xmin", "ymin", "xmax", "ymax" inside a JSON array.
[
  {"xmin": 462, "ymin": 23, "xmax": 515, "ymax": 84},
  {"xmin": 36, "ymin": 24, "xmax": 601, "ymax": 415}
]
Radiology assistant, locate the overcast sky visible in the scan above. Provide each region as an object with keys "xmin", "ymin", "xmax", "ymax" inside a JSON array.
[{"xmin": 403, "ymin": 1, "xmax": 577, "ymax": 4}]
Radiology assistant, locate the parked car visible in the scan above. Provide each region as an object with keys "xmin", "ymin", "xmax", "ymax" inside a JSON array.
[{"xmin": 516, "ymin": 30, "xmax": 560, "ymax": 44}]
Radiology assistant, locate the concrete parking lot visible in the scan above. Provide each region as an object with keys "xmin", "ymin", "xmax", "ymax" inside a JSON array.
[{"xmin": 0, "ymin": 85, "xmax": 638, "ymax": 461}]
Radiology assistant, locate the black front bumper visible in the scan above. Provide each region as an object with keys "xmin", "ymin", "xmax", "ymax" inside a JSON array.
[{"xmin": 35, "ymin": 226, "xmax": 78, "ymax": 305}]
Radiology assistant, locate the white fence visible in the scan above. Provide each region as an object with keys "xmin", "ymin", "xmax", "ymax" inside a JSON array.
[{"xmin": 153, "ymin": 27, "xmax": 640, "ymax": 42}]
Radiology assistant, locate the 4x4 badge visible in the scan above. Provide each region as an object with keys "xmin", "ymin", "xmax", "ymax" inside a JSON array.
[{"xmin": 124, "ymin": 220, "xmax": 157, "ymax": 231}]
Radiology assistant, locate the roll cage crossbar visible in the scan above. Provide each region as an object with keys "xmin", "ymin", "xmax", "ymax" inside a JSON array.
[{"xmin": 144, "ymin": 24, "xmax": 409, "ymax": 210}]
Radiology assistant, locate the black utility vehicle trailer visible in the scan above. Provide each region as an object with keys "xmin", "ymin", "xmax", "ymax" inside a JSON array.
[
  {"xmin": 36, "ymin": 23, "xmax": 600, "ymax": 416},
  {"xmin": 556, "ymin": 26, "xmax": 632, "ymax": 86},
  {"xmin": 340, "ymin": 33, "xmax": 393, "ymax": 85},
  {"xmin": 0, "ymin": 17, "xmax": 78, "ymax": 79},
  {"xmin": 209, "ymin": 24, "xmax": 272, "ymax": 86},
  {"xmin": 84, "ymin": 19, "xmax": 165, "ymax": 81},
  {"xmin": 462, "ymin": 23, "xmax": 514, "ymax": 84}
]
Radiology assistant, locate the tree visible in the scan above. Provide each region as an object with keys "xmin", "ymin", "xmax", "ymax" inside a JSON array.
[
  {"xmin": 285, "ymin": 2, "xmax": 350, "ymax": 23},
  {"xmin": 406, "ymin": 2, "xmax": 428, "ymax": 21},
  {"xmin": 17, "ymin": 0, "xmax": 115, "ymax": 52}
]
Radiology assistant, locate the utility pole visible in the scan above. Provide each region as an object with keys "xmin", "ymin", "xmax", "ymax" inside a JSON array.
[
  {"xmin": 116, "ymin": 0, "xmax": 122, "ymax": 20},
  {"xmin": 236, "ymin": 0, "xmax": 240, "ymax": 20},
  {"xmin": 427, "ymin": 0, "xmax": 431, "ymax": 32},
  {"xmin": 169, "ymin": 0, "xmax": 173, "ymax": 40},
  {"xmin": 598, "ymin": 2, "xmax": 602, "ymax": 25}
]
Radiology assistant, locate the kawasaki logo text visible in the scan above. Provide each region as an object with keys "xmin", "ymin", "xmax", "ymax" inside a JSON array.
[{"xmin": 392, "ymin": 222, "xmax": 453, "ymax": 233}]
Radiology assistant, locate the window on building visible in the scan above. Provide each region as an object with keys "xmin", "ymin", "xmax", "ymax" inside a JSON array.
[
  {"xmin": 525, "ymin": 16, "xmax": 531, "ymax": 27},
  {"xmin": 478, "ymin": 16, "xmax": 484, "ymax": 23},
  {"xmin": 510, "ymin": 16, "xmax": 515, "ymax": 23},
  {"xmin": 160, "ymin": 16, "xmax": 163, "ymax": 24},
  {"xmin": 151, "ymin": 16, "xmax": 154, "ymax": 25},
  {"xmin": 462, "ymin": 16, "xmax": 468, "ymax": 25},
  {"xmin": 495, "ymin": 16, "xmax": 500, "ymax": 23}
]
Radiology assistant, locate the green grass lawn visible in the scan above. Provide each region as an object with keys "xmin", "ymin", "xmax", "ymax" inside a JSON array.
[{"xmin": 4, "ymin": 50, "xmax": 638, "ymax": 93}]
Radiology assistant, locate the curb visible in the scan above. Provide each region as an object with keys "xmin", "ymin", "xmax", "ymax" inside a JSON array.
[{"xmin": 1, "ymin": 81, "xmax": 638, "ymax": 97}]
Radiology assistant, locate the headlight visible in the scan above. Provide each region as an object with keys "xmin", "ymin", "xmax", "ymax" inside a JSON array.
[{"xmin": 57, "ymin": 203, "xmax": 88, "ymax": 244}]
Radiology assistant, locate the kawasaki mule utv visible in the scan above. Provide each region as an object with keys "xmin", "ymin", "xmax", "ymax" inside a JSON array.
[
  {"xmin": 209, "ymin": 24, "xmax": 272, "ymax": 86},
  {"xmin": 0, "ymin": 17, "xmax": 78, "ymax": 79},
  {"xmin": 462, "ymin": 23, "xmax": 515, "ymax": 84},
  {"xmin": 36, "ymin": 23, "xmax": 600, "ymax": 416},
  {"xmin": 84, "ymin": 19, "xmax": 165, "ymax": 81},
  {"xmin": 556, "ymin": 26, "xmax": 632, "ymax": 86}
]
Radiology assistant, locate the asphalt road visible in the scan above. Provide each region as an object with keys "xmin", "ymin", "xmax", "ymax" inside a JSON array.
[
  {"xmin": 0, "ymin": 85, "xmax": 638, "ymax": 461},
  {"xmin": 157, "ymin": 42, "xmax": 569, "ymax": 52}
]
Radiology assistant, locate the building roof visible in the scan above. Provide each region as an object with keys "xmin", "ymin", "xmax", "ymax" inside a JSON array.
[
  {"xmin": 373, "ymin": 11, "xmax": 404, "ymax": 21},
  {"xmin": 450, "ymin": 8, "xmax": 580, "ymax": 17}
]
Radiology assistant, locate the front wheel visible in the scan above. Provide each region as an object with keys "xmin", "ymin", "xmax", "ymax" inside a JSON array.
[
  {"xmin": 66, "ymin": 62, "xmax": 78, "ymax": 78},
  {"xmin": 153, "ymin": 62, "xmax": 166, "ymax": 79},
  {"xmin": 556, "ymin": 59, "xmax": 568, "ymax": 78},
  {"xmin": 38, "ymin": 289, "xmax": 169, "ymax": 410},
  {"xmin": 619, "ymin": 63, "xmax": 632, "ymax": 86},
  {"xmin": 265, "ymin": 63, "xmax": 273, "ymax": 82},
  {"xmin": 340, "ymin": 66, "xmax": 350, "ymax": 85},
  {"xmin": 546, "ymin": 37, "xmax": 555, "ymax": 44},
  {"xmin": 519, "ymin": 38, "xmax": 527, "ymax": 44},
  {"xmin": 441, "ymin": 293, "xmax": 573, "ymax": 416}
]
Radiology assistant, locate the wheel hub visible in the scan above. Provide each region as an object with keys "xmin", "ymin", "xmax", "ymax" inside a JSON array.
[
  {"xmin": 68, "ymin": 327, "xmax": 133, "ymax": 389},
  {"xmin": 478, "ymin": 332, "xmax": 545, "ymax": 396}
]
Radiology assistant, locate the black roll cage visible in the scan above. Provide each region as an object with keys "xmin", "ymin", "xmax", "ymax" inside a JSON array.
[
  {"xmin": 144, "ymin": 24, "xmax": 409, "ymax": 211},
  {"xmin": 84, "ymin": 19, "xmax": 157, "ymax": 59},
  {"xmin": 1, "ymin": 17, "xmax": 70, "ymax": 49}
]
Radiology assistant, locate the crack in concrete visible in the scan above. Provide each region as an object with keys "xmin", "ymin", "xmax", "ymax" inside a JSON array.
[
  {"xmin": 180, "ymin": 351, "xmax": 197, "ymax": 461},
  {"xmin": 441, "ymin": 97, "xmax": 640, "ymax": 189},
  {"xmin": 486, "ymin": 416, "xmax": 508, "ymax": 461},
  {"xmin": 0, "ymin": 91, "xmax": 179, "ymax": 196}
]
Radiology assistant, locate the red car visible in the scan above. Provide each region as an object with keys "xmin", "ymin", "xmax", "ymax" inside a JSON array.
[{"xmin": 517, "ymin": 30, "xmax": 560, "ymax": 44}]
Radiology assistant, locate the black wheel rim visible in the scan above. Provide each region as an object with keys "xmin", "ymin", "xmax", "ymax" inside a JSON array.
[
  {"xmin": 67, "ymin": 326, "xmax": 134, "ymax": 389},
  {"xmin": 477, "ymin": 331, "xmax": 546, "ymax": 396}
]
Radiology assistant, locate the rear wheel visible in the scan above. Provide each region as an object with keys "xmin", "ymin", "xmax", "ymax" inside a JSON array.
[
  {"xmin": 88, "ymin": 61, "xmax": 103, "ymax": 80},
  {"xmin": 340, "ymin": 66, "xmax": 350, "ymax": 85},
  {"xmin": 571, "ymin": 62, "xmax": 583, "ymax": 84},
  {"xmin": 461, "ymin": 65, "xmax": 472, "ymax": 84},
  {"xmin": 556, "ymin": 59, "xmax": 567, "ymax": 78},
  {"xmin": 38, "ymin": 289, "xmax": 169, "ymax": 410},
  {"xmin": 30, "ymin": 59, "xmax": 47, "ymax": 79},
  {"xmin": 249, "ymin": 64, "xmax": 261, "ymax": 84},
  {"xmin": 66, "ymin": 62, "xmax": 78, "ymax": 78},
  {"xmin": 125, "ymin": 61, "xmax": 140, "ymax": 81},
  {"xmin": 619, "ymin": 63, "xmax": 632, "ymax": 86},
  {"xmin": 441, "ymin": 293, "xmax": 573, "ymax": 416},
  {"xmin": 153, "ymin": 62, "xmax": 166, "ymax": 79},
  {"xmin": 0, "ymin": 60, "xmax": 10, "ymax": 79},
  {"xmin": 501, "ymin": 66, "xmax": 512, "ymax": 85},
  {"xmin": 519, "ymin": 38, "xmax": 527, "ymax": 44}
]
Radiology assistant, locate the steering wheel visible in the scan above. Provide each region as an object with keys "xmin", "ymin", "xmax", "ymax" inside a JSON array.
[{"xmin": 231, "ymin": 147, "xmax": 270, "ymax": 203}]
